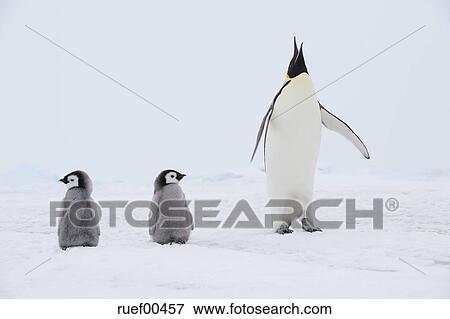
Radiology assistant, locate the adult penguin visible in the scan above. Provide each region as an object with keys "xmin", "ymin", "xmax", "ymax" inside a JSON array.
[{"xmin": 251, "ymin": 38, "xmax": 370, "ymax": 234}]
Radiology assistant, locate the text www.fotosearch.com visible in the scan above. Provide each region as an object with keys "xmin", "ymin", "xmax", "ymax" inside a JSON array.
[{"xmin": 117, "ymin": 302, "xmax": 332, "ymax": 316}]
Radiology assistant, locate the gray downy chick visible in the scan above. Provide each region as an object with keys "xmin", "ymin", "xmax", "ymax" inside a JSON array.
[
  {"xmin": 150, "ymin": 169, "xmax": 193, "ymax": 245},
  {"xmin": 58, "ymin": 170, "xmax": 101, "ymax": 250}
]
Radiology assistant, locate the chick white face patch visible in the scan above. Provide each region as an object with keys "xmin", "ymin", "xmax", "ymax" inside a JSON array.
[
  {"xmin": 165, "ymin": 172, "xmax": 179, "ymax": 184},
  {"xmin": 66, "ymin": 174, "xmax": 79, "ymax": 189}
]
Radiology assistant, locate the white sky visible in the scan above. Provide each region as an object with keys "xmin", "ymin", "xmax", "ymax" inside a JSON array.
[{"xmin": 0, "ymin": 0, "xmax": 449, "ymax": 181}]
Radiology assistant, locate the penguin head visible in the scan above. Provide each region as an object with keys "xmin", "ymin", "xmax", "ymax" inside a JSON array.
[
  {"xmin": 286, "ymin": 37, "xmax": 308, "ymax": 81},
  {"xmin": 59, "ymin": 170, "xmax": 93, "ymax": 193},
  {"xmin": 154, "ymin": 169, "xmax": 186, "ymax": 191}
]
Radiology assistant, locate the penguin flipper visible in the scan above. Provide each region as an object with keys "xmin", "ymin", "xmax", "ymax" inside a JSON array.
[
  {"xmin": 149, "ymin": 191, "xmax": 161, "ymax": 236},
  {"xmin": 251, "ymin": 105, "xmax": 273, "ymax": 162},
  {"xmin": 251, "ymin": 81, "xmax": 292, "ymax": 162},
  {"xmin": 319, "ymin": 102, "xmax": 370, "ymax": 159}
]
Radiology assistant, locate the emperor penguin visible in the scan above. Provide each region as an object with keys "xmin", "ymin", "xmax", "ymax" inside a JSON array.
[
  {"xmin": 58, "ymin": 170, "xmax": 101, "ymax": 249},
  {"xmin": 149, "ymin": 169, "xmax": 193, "ymax": 245},
  {"xmin": 251, "ymin": 38, "xmax": 370, "ymax": 234}
]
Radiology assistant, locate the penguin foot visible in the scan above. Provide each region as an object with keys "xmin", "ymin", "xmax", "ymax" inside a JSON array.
[
  {"xmin": 301, "ymin": 217, "xmax": 322, "ymax": 232},
  {"xmin": 275, "ymin": 224, "xmax": 294, "ymax": 234},
  {"xmin": 159, "ymin": 239, "xmax": 187, "ymax": 245},
  {"xmin": 167, "ymin": 240, "xmax": 187, "ymax": 245}
]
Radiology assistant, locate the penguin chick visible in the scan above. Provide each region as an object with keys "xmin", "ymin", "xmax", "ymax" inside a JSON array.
[
  {"xmin": 58, "ymin": 170, "xmax": 101, "ymax": 250},
  {"xmin": 149, "ymin": 169, "xmax": 193, "ymax": 245}
]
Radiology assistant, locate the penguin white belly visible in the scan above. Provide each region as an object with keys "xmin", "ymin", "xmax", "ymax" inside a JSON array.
[{"xmin": 265, "ymin": 75, "xmax": 321, "ymax": 225}]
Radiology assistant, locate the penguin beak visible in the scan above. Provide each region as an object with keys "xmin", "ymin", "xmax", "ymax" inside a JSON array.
[
  {"xmin": 286, "ymin": 37, "xmax": 308, "ymax": 78},
  {"xmin": 286, "ymin": 36, "xmax": 299, "ymax": 80},
  {"xmin": 177, "ymin": 173, "xmax": 186, "ymax": 180},
  {"xmin": 59, "ymin": 177, "xmax": 67, "ymax": 184}
]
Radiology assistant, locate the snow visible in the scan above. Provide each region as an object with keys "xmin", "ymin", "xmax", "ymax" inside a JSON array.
[{"xmin": 0, "ymin": 170, "xmax": 449, "ymax": 298}]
